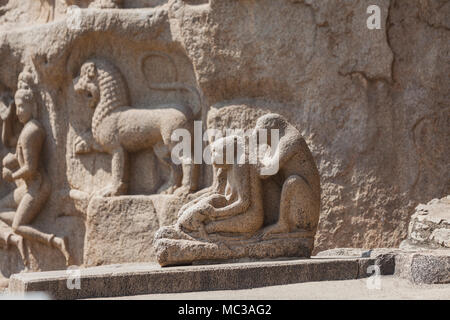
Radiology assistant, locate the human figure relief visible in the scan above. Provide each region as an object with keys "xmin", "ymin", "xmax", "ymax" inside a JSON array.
[
  {"xmin": 0, "ymin": 68, "xmax": 71, "ymax": 267},
  {"xmin": 254, "ymin": 114, "xmax": 321, "ymax": 237}
]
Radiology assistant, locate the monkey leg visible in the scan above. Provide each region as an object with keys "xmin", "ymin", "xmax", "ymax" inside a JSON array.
[
  {"xmin": 262, "ymin": 175, "xmax": 319, "ymax": 238},
  {"xmin": 205, "ymin": 213, "xmax": 262, "ymax": 235}
]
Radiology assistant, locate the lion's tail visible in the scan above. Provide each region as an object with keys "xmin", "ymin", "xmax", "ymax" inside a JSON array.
[{"xmin": 141, "ymin": 51, "xmax": 204, "ymax": 117}]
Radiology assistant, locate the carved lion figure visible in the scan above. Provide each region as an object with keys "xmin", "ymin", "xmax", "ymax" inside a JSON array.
[{"xmin": 73, "ymin": 58, "xmax": 198, "ymax": 197}]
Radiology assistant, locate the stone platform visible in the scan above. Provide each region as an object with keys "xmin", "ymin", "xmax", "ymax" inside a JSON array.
[
  {"xmin": 318, "ymin": 248, "xmax": 450, "ymax": 285},
  {"xmin": 8, "ymin": 257, "xmax": 389, "ymax": 300}
]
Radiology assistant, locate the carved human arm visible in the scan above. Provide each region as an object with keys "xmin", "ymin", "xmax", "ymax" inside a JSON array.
[
  {"xmin": 2, "ymin": 167, "xmax": 14, "ymax": 182},
  {"xmin": 2, "ymin": 152, "xmax": 18, "ymax": 169},
  {"xmin": 11, "ymin": 125, "xmax": 44, "ymax": 181},
  {"xmin": 2, "ymin": 116, "xmax": 15, "ymax": 148}
]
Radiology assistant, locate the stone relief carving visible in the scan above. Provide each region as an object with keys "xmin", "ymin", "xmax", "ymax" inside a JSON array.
[
  {"xmin": 65, "ymin": 0, "xmax": 123, "ymax": 9},
  {"xmin": 0, "ymin": 67, "xmax": 71, "ymax": 268},
  {"xmin": 255, "ymin": 113, "xmax": 321, "ymax": 238},
  {"xmin": 176, "ymin": 135, "xmax": 264, "ymax": 238},
  {"xmin": 0, "ymin": 90, "xmax": 18, "ymax": 149},
  {"xmin": 0, "ymin": 0, "xmax": 446, "ymax": 285},
  {"xmin": 154, "ymin": 113, "xmax": 321, "ymax": 266},
  {"xmin": 72, "ymin": 57, "xmax": 200, "ymax": 197}
]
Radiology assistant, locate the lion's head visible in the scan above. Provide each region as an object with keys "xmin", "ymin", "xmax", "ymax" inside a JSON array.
[{"xmin": 74, "ymin": 61, "xmax": 100, "ymax": 109}]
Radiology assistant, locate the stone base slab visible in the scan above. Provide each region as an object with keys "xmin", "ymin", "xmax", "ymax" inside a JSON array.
[
  {"xmin": 9, "ymin": 257, "xmax": 386, "ymax": 299},
  {"xmin": 394, "ymin": 250, "xmax": 450, "ymax": 284},
  {"xmin": 83, "ymin": 195, "xmax": 189, "ymax": 266},
  {"xmin": 155, "ymin": 226, "xmax": 314, "ymax": 266},
  {"xmin": 317, "ymin": 247, "xmax": 450, "ymax": 285}
]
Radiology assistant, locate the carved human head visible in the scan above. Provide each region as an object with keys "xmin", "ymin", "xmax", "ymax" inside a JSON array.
[
  {"xmin": 74, "ymin": 61, "xmax": 100, "ymax": 109},
  {"xmin": 14, "ymin": 88, "xmax": 36, "ymax": 124}
]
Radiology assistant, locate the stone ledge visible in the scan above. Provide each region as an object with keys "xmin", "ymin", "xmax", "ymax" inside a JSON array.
[
  {"xmin": 394, "ymin": 250, "xmax": 450, "ymax": 284},
  {"xmin": 8, "ymin": 257, "xmax": 386, "ymax": 300}
]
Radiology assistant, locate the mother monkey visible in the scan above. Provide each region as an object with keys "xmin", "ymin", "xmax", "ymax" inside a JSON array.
[{"xmin": 254, "ymin": 114, "xmax": 321, "ymax": 237}]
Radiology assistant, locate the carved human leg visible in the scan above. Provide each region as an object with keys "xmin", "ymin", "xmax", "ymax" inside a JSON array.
[
  {"xmin": 11, "ymin": 190, "xmax": 72, "ymax": 266},
  {"xmin": 205, "ymin": 212, "xmax": 262, "ymax": 235},
  {"xmin": 0, "ymin": 191, "xmax": 18, "ymax": 225},
  {"xmin": 0, "ymin": 221, "xmax": 27, "ymax": 268}
]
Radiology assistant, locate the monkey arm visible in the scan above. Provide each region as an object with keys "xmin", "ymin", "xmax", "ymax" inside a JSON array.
[
  {"xmin": 259, "ymin": 136, "xmax": 301, "ymax": 178},
  {"xmin": 209, "ymin": 197, "xmax": 250, "ymax": 220},
  {"xmin": 177, "ymin": 168, "xmax": 227, "ymax": 218},
  {"xmin": 212, "ymin": 167, "xmax": 227, "ymax": 194}
]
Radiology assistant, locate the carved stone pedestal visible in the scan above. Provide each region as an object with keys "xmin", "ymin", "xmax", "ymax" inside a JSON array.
[
  {"xmin": 155, "ymin": 226, "xmax": 314, "ymax": 267},
  {"xmin": 84, "ymin": 195, "xmax": 188, "ymax": 266}
]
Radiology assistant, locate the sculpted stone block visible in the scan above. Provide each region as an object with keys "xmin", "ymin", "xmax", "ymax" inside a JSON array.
[
  {"xmin": 84, "ymin": 196, "xmax": 165, "ymax": 266},
  {"xmin": 155, "ymin": 113, "xmax": 320, "ymax": 266}
]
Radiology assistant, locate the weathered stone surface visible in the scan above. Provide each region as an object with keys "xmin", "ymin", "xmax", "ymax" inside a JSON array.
[
  {"xmin": 0, "ymin": 0, "xmax": 448, "ymax": 278},
  {"xmin": 395, "ymin": 250, "xmax": 450, "ymax": 284},
  {"xmin": 155, "ymin": 113, "xmax": 320, "ymax": 266},
  {"xmin": 318, "ymin": 247, "xmax": 450, "ymax": 284},
  {"xmin": 400, "ymin": 196, "xmax": 450, "ymax": 249},
  {"xmin": 83, "ymin": 194, "xmax": 198, "ymax": 266},
  {"xmin": 9, "ymin": 258, "xmax": 379, "ymax": 299},
  {"xmin": 317, "ymin": 247, "xmax": 399, "ymax": 277}
]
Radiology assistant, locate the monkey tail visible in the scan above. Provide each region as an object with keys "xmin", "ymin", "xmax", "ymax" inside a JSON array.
[{"xmin": 140, "ymin": 51, "xmax": 204, "ymax": 117}]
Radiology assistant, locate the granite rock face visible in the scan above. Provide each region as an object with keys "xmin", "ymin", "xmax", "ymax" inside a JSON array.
[
  {"xmin": 395, "ymin": 250, "xmax": 450, "ymax": 284},
  {"xmin": 0, "ymin": 0, "xmax": 448, "ymax": 277},
  {"xmin": 400, "ymin": 196, "xmax": 450, "ymax": 249}
]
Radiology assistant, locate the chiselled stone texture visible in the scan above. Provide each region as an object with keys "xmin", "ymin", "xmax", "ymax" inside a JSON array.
[
  {"xmin": 155, "ymin": 113, "xmax": 320, "ymax": 266},
  {"xmin": 394, "ymin": 250, "xmax": 450, "ymax": 285},
  {"xmin": 9, "ymin": 257, "xmax": 389, "ymax": 299},
  {"xmin": 83, "ymin": 195, "xmax": 189, "ymax": 266},
  {"xmin": 400, "ymin": 196, "xmax": 450, "ymax": 249},
  {"xmin": 0, "ymin": 0, "xmax": 448, "ymax": 277}
]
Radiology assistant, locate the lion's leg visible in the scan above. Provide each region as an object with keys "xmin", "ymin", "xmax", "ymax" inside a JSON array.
[
  {"xmin": 154, "ymin": 141, "xmax": 182, "ymax": 194},
  {"xmin": 96, "ymin": 147, "xmax": 128, "ymax": 197}
]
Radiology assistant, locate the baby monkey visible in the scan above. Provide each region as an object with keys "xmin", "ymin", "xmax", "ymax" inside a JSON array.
[{"xmin": 176, "ymin": 135, "xmax": 264, "ymax": 239}]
